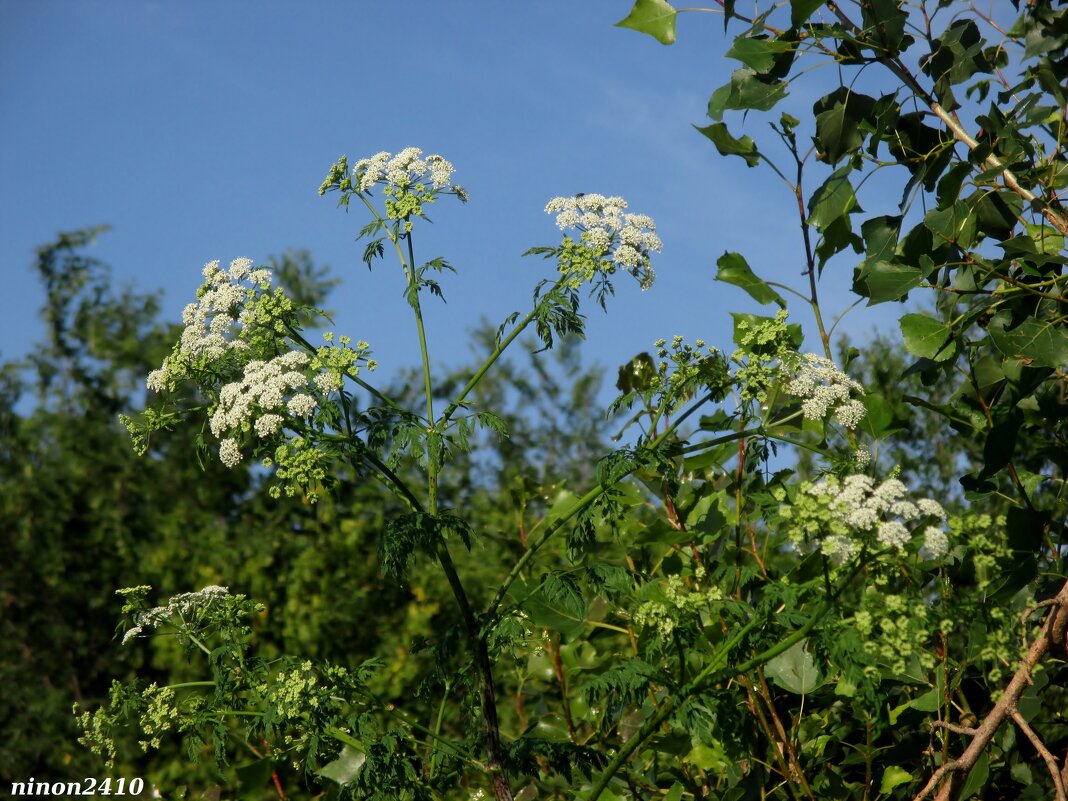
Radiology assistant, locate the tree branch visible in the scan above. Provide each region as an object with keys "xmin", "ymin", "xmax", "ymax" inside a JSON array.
[{"xmin": 911, "ymin": 579, "xmax": 1068, "ymax": 801}]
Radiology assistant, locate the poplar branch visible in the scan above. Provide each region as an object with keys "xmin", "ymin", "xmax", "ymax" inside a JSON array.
[
  {"xmin": 822, "ymin": 0, "xmax": 1068, "ymax": 236},
  {"xmin": 912, "ymin": 579, "xmax": 1068, "ymax": 801}
]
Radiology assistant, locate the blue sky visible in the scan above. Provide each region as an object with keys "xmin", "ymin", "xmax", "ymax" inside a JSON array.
[{"xmin": 1, "ymin": 0, "xmax": 902, "ymax": 397}]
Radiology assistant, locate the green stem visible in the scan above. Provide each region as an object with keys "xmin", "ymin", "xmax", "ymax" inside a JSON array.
[
  {"xmin": 489, "ymin": 392, "xmax": 717, "ymax": 616},
  {"xmin": 165, "ymin": 681, "xmax": 216, "ymax": 690},
  {"xmin": 429, "ymin": 680, "xmax": 452, "ymax": 776},
  {"xmin": 585, "ymin": 563, "xmax": 862, "ymax": 800},
  {"xmin": 489, "ymin": 482, "xmax": 608, "ymax": 617},
  {"xmin": 438, "ymin": 276, "xmax": 569, "ymax": 427},
  {"xmin": 286, "ymin": 324, "xmax": 404, "ymax": 413},
  {"xmin": 586, "ymin": 597, "xmax": 834, "ymax": 800}
]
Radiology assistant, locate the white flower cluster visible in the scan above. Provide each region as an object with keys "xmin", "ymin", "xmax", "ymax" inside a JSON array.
[
  {"xmin": 353, "ymin": 147, "xmax": 456, "ymax": 192},
  {"xmin": 147, "ymin": 258, "xmax": 271, "ymax": 392},
  {"xmin": 786, "ymin": 352, "xmax": 866, "ymax": 429},
  {"xmin": 544, "ymin": 193, "xmax": 662, "ymax": 289},
  {"xmin": 209, "ymin": 350, "xmax": 321, "ymax": 468},
  {"xmin": 121, "ymin": 585, "xmax": 230, "ymax": 645},
  {"xmin": 791, "ymin": 474, "xmax": 949, "ymax": 561}
]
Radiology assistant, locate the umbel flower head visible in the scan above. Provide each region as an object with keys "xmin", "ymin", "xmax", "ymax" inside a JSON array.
[
  {"xmin": 146, "ymin": 258, "xmax": 274, "ymax": 392},
  {"xmin": 781, "ymin": 473, "xmax": 950, "ymax": 563},
  {"xmin": 785, "ymin": 352, "xmax": 867, "ymax": 430},
  {"xmin": 127, "ymin": 257, "xmax": 374, "ymax": 500},
  {"xmin": 544, "ymin": 193, "xmax": 661, "ymax": 290},
  {"xmin": 318, "ymin": 147, "xmax": 468, "ymax": 205}
]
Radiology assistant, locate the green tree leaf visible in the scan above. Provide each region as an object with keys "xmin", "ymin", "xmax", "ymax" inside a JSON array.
[
  {"xmin": 988, "ymin": 316, "xmax": 1068, "ymax": 368},
  {"xmin": 715, "ymin": 251, "xmax": 785, "ymax": 306},
  {"xmin": 320, "ymin": 745, "xmax": 366, "ymax": 785},
  {"xmin": 707, "ymin": 70, "xmax": 788, "ymax": 120},
  {"xmin": 960, "ymin": 752, "xmax": 991, "ymax": 799},
  {"xmin": 695, "ymin": 122, "xmax": 760, "ymax": 167},
  {"xmin": 899, "ymin": 313, "xmax": 955, "ymax": 361},
  {"xmin": 765, "ymin": 639, "xmax": 822, "ymax": 694},
  {"xmin": 854, "ymin": 260, "xmax": 923, "ymax": 302},
  {"xmin": 725, "ymin": 37, "xmax": 791, "ymax": 72},
  {"xmin": 614, "ymin": 0, "xmax": 677, "ymax": 45},
  {"xmin": 880, "ymin": 765, "xmax": 914, "ymax": 794},
  {"xmin": 808, "ymin": 166, "xmax": 858, "ymax": 231},
  {"xmin": 924, "ymin": 202, "xmax": 978, "ymax": 248},
  {"xmin": 790, "ymin": 0, "xmax": 823, "ymax": 27},
  {"xmin": 813, "ymin": 88, "xmax": 877, "ymax": 164}
]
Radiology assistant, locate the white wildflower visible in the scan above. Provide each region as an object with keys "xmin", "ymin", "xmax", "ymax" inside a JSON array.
[
  {"xmin": 219, "ymin": 438, "xmax": 243, "ymax": 468},
  {"xmin": 543, "ymin": 193, "xmax": 661, "ymax": 290},
  {"xmin": 917, "ymin": 498, "xmax": 946, "ymax": 520},
  {"xmin": 853, "ymin": 447, "xmax": 872, "ymax": 468},
  {"xmin": 146, "ymin": 369, "xmax": 168, "ymax": 392},
  {"xmin": 796, "ymin": 473, "xmax": 952, "ymax": 560},
  {"xmin": 835, "ymin": 399, "xmax": 867, "ymax": 430},
  {"xmin": 353, "ymin": 151, "xmax": 389, "ymax": 190},
  {"xmin": 287, "ymin": 393, "xmax": 317, "ymax": 417},
  {"xmin": 126, "ymin": 585, "xmax": 232, "ymax": 641},
  {"xmin": 254, "ymin": 414, "xmax": 284, "ymax": 437},
  {"xmin": 210, "ymin": 351, "xmax": 313, "ymax": 438},
  {"xmin": 877, "ymin": 520, "xmax": 910, "ymax": 550},
  {"xmin": 872, "ymin": 478, "xmax": 907, "ymax": 510},
  {"xmin": 890, "ymin": 500, "xmax": 920, "ymax": 520},
  {"xmin": 821, "ymin": 534, "xmax": 858, "ymax": 563},
  {"xmin": 314, "ymin": 371, "xmax": 344, "ymax": 394},
  {"xmin": 353, "ymin": 147, "xmax": 458, "ymax": 192},
  {"xmin": 425, "ymin": 154, "xmax": 455, "ymax": 188},
  {"xmin": 787, "ymin": 353, "xmax": 866, "ymax": 429},
  {"xmin": 920, "ymin": 527, "xmax": 950, "ymax": 560}
]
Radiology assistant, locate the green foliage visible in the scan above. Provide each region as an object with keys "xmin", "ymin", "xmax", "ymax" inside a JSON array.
[
  {"xmin": 9, "ymin": 4, "xmax": 1068, "ymax": 799},
  {"xmin": 614, "ymin": 0, "xmax": 1068, "ymax": 796}
]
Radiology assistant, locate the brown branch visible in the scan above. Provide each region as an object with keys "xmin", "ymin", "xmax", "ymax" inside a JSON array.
[
  {"xmin": 911, "ymin": 579, "xmax": 1068, "ymax": 801},
  {"xmin": 929, "ymin": 721, "xmax": 977, "ymax": 736},
  {"xmin": 1011, "ymin": 709, "xmax": 1067, "ymax": 801}
]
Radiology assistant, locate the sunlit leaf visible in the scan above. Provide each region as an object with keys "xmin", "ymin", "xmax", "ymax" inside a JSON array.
[
  {"xmin": 614, "ymin": 0, "xmax": 677, "ymax": 45},
  {"xmin": 715, "ymin": 251, "xmax": 784, "ymax": 306}
]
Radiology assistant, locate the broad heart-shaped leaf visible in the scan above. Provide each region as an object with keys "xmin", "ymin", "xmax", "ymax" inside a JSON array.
[
  {"xmin": 725, "ymin": 36, "xmax": 791, "ymax": 72},
  {"xmin": 790, "ymin": 0, "xmax": 823, "ymax": 26},
  {"xmin": 924, "ymin": 202, "xmax": 977, "ymax": 248},
  {"xmin": 861, "ymin": 215, "xmax": 903, "ymax": 262},
  {"xmin": 707, "ymin": 70, "xmax": 787, "ymax": 121},
  {"xmin": 900, "ymin": 313, "xmax": 955, "ymax": 361},
  {"xmin": 813, "ymin": 87, "xmax": 877, "ymax": 164},
  {"xmin": 860, "ymin": 0, "xmax": 908, "ymax": 55},
  {"xmin": 807, "ymin": 166, "xmax": 858, "ymax": 231},
  {"xmin": 860, "ymin": 392, "xmax": 895, "ymax": 439},
  {"xmin": 614, "ymin": 0, "xmax": 677, "ymax": 45},
  {"xmin": 854, "ymin": 260, "xmax": 923, "ymax": 303},
  {"xmin": 1025, "ymin": 222, "xmax": 1066, "ymax": 254},
  {"xmin": 879, "ymin": 766, "xmax": 914, "ymax": 794},
  {"xmin": 695, "ymin": 122, "xmax": 760, "ymax": 167},
  {"xmin": 320, "ymin": 744, "xmax": 366, "ymax": 785},
  {"xmin": 715, "ymin": 251, "xmax": 785, "ymax": 306},
  {"xmin": 959, "ymin": 752, "xmax": 990, "ymax": 800},
  {"xmin": 988, "ymin": 315, "xmax": 1068, "ymax": 368},
  {"xmin": 765, "ymin": 638, "xmax": 822, "ymax": 694}
]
